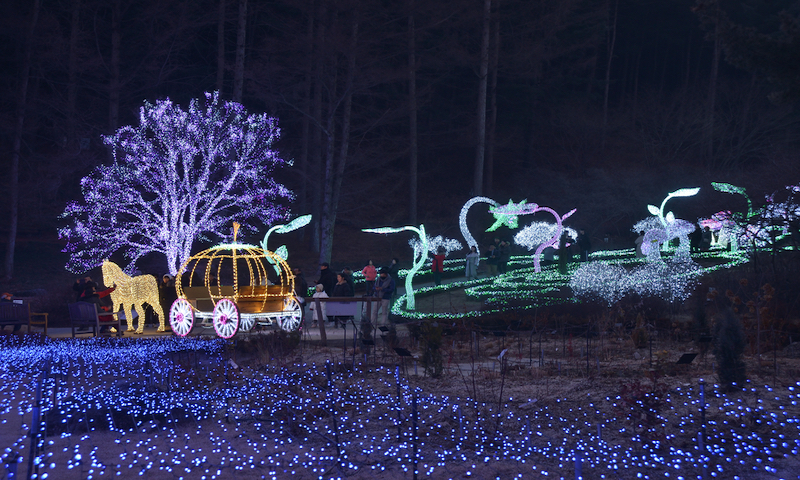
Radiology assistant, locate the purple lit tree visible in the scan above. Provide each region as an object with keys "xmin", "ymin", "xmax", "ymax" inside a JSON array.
[{"xmin": 59, "ymin": 92, "xmax": 293, "ymax": 275}]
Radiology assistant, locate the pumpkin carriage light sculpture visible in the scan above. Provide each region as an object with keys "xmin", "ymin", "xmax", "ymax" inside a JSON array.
[{"xmin": 169, "ymin": 222, "xmax": 304, "ymax": 338}]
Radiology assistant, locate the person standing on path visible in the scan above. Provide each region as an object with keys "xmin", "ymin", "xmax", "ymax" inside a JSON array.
[
  {"xmin": 292, "ymin": 267, "xmax": 309, "ymax": 323},
  {"xmin": 332, "ymin": 272, "xmax": 354, "ymax": 328},
  {"xmin": 485, "ymin": 244, "xmax": 499, "ymax": 276},
  {"xmin": 361, "ymin": 260, "xmax": 377, "ymax": 295},
  {"xmin": 372, "ymin": 268, "xmax": 395, "ymax": 330},
  {"xmin": 308, "ymin": 284, "xmax": 328, "ymax": 327},
  {"xmin": 316, "ymin": 262, "xmax": 336, "ymax": 296},
  {"xmin": 431, "ymin": 247, "xmax": 446, "ymax": 286},
  {"xmin": 465, "ymin": 245, "xmax": 480, "ymax": 280},
  {"xmin": 498, "ymin": 240, "xmax": 510, "ymax": 274},
  {"xmin": 577, "ymin": 229, "xmax": 591, "ymax": 262}
]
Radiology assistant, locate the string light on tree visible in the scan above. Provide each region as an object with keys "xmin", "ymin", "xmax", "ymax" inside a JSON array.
[{"xmin": 59, "ymin": 91, "xmax": 293, "ymax": 275}]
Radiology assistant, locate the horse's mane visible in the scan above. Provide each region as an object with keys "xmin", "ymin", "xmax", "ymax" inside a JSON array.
[{"xmin": 102, "ymin": 261, "xmax": 129, "ymax": 282}]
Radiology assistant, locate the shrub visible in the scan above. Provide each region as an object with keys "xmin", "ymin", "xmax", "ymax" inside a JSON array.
[
  {"xmin": 419, "ymin": 320, "xmax": 444, "ymax": 378},
  {"xmin": 713, "ymin": 309, "xmax": 747, "ymax": 391}
]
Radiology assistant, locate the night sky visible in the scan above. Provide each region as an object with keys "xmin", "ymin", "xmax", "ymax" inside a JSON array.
[{"xmin": 1, "ymin": 0, "xmax": 799, "ymax": 279}]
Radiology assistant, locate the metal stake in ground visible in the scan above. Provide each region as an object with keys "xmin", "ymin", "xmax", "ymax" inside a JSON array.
[
  {"xmin": 412, "ymin": 392, "xmax": 418, "ymax": 480},
  {"xmin": 325, "ymin": 362, "xmax": 341, "ymax": 459},
  {"xmin": 395, "ymin": 365, "xmax": 403, "ymax": 440}
]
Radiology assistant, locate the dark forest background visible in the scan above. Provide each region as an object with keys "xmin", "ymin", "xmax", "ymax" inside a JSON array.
[{"xmin": 2, "ymin": 0, "xmax": 800, "ymax": 281}]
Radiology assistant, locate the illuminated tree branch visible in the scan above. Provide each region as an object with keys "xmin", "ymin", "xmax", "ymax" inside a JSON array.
[{"xmin": 59, "ymin": 91, "xmax": 293, "ymax": 275}]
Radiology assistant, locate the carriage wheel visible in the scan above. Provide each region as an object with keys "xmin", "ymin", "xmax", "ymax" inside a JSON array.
[
  {"xmin": 213, "ymin": 299, "xmax": 240, "ymax": 339},
  {"xmin": 239, "ymin": 314, "xmax": 255, "ymax": 332},
  {"xmin": 170, "ymin": 298, "xmax": 194, "ymax": 337},
  {"xmin": 279, "ymin": 297, "xmax": 303, "ymax": 332}
]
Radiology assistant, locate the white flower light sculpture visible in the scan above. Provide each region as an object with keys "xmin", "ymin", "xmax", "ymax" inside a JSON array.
[
  {"xmin": 363, "ymin": 224, "xmax": 427, "ymax": 310},
  {"xmin": 512, "ymin": 206, "xmax": 576, "ymax": 273},
  {"xmin": 409, "ymin": 234, "xmax": 463, "ymax": 258}
]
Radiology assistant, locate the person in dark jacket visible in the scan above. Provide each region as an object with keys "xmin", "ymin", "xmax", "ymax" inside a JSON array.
[
  {"xmin": 158, "ymin": 275, "xmax": 178, "ymax": 324},
  {"xmin": 316, "ymin": 262, "xmax": 336, "ymax": 296},
  {"xmin": 372, "ymin": 268, "xmax": 395, "ymax": 330},
  {"xmin": 331, "ymin": 272, "xmax": 353, "ymax": 328},
  {"xmin": 342, "ymin": 267, "xmax": 356, "ymax": 295},
  {"xmin": 293, "ymin": 267, "xmax": 309, "ymax": 298},
  {"xmin": 485, "ymin": 244, "xmax": 499, "ymax": 276},
  {"xmin": 292, "ymin": 267, "xmax": 309, "ymax": 324},
  {"xmin": 577, "ymin": 229, "xmax": 591, "ymax": 262},
  {"xmin": 497, "ymin": 241, "xmax": 510, "ymax": 273}
]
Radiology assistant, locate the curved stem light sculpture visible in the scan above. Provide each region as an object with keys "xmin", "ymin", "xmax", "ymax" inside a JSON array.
[
  {"xmin": 260, "ymin": 214, "xmax": 312, "ymax": 275},
  {"xmin": 532, "ymin": 206, "xmax": 576, "ymax": 273},
  {"xmin": 459, "ymin": 197, "xmax": 499, "ymax": 256},
  {"xmin": 362, "ymin": 224, "xmax": 428, "ymax": 311},
  {"xmin": 261, "ymin": 214, "xmax": 312, "ymax": 255},
  {"xmin": 712, "ymin": 182, "xmax": 754, "ymax": 219}
]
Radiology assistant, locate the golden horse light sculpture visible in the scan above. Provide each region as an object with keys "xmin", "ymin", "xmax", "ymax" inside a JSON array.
[{"xmin": 101, "ymin": 260, "xmax": 166, "ymax": 333}]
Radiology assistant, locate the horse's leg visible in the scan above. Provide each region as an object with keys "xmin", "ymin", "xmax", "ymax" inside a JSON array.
[
  {"xmin": 124, "ymin": 304, "xmax": 135, "ymax": 332},
  {"xmin": 153, "ymin": 295, "xmax": 166, "ymax": 332},
  {"xmin": 134, "ymin": 302, "xmax": 145, "ymax": 333}
]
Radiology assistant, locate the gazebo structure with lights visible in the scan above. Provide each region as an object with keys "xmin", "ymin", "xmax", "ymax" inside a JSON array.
[{"xmin": 169, "ymin": 222, "xmax": 302, "ymax": 338}]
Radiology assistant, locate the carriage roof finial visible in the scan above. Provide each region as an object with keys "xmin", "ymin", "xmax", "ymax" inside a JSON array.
[{"xmin": 232, "ymin": 222, "xmax": 240, "ymax": 243}]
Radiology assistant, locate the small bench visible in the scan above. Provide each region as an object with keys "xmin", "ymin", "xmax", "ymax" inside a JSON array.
[
  {"xmin": 0, "ymin": 299, "xmax": 49, "ymax": 335},
  {"xmin": 68, "ymin": 302, "xmax": 122, "ymax": 337}
]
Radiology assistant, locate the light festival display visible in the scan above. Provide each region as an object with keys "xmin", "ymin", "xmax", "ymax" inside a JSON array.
[
  {"xmin": 173, "ymin": 223, "xmax": 300, "ymax": 337},
  {"xmin": 513, "ymin": 223, "xmax": 577, "ymax": 251},
  {"xmin": 260, "ymin": 214, "xmax": 312, "ymax": 257},
  {"xmin": 512, "ymin": 205, "xmax": 576, "ymax": 273},
  {"xmin": 700, "ymin": 211, "xmax": 743, "ymax": 251},
  {"xmin": 59, "ymin": 91, "xmax": 293, "ymax": 276},
  {"xmin": 569, "ymin": 255, "xmax": 705, "ymax": 304},
  {"xmin": 1, "ymin": 335, "xmax": 798, "ymax": 479},
  {"xmin": 486, "ymin": 199, "xmax": 540, "ymax": 231},
  {"xmin": 408, "ymin": 234, "xmax": 463, "ymax": 258},
  {"xmin": 644, "ymin": 187, "xmax": 700, "ymax": 260},
  {"xmin": 101, "ymin": 260, "xmax": 166, "ymax": 333},
  {"xmin": 458, "ymin": 196, "xmax": 499, "ymax": 255},
  {"xmin": 362, "ymin": 224, "xmax": 428, "ymax": 310}
]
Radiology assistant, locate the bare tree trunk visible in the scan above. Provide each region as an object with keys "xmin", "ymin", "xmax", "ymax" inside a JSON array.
[
  {"xmin": 473, "ymin": 0, "xmax": 491, "ymax": 196},
  {"xmin": 310, "ymin": 0, "xmax": 327, "ymax": 253},
  {"xmin": 706, "ymin": 8, "xmax": 721, "ymax": 162},
  {"xmin": 298, "ymin": 0, "xmax": 315, "ymax": 241},
  {"xmin": 601, "ymin": 0, "xmax": 617, "ymax": 150},
  {"xmin": 319, "ymin": 64, "xmax": 338, "ymax": 265},
  {"xmin": 485, "ymin": 0, "xmax": 499, "ymax": 195},
  {"xmin": 109, "ymin": 0, "xmax": 121, "ymax": 133},
  {"xmin": 67, "ymin": 0, "xmax": 81, "ymax": 143},
  {"xmin": 325, "ymin": 16, "xmax": 359, "ymax": 264},
  {"xmin": 407, "ymin": 0, "xmax": 418, "ymax": 224},
  {"xmin": 233, "ymin": 0, "xmax": 247, "ymax": 102},
  {"xmin": 4, "ymin": 0, "xmax": 40, "ymax": 281},
  {"xmin": 216, "ymin": 0, "xmax": 225, "ymax": 93}
]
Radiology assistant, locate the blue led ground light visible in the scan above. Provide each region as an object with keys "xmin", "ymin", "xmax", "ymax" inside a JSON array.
[{"xmin": 1, "ymin": 336, "xmax": 798, "ymax": 478}]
